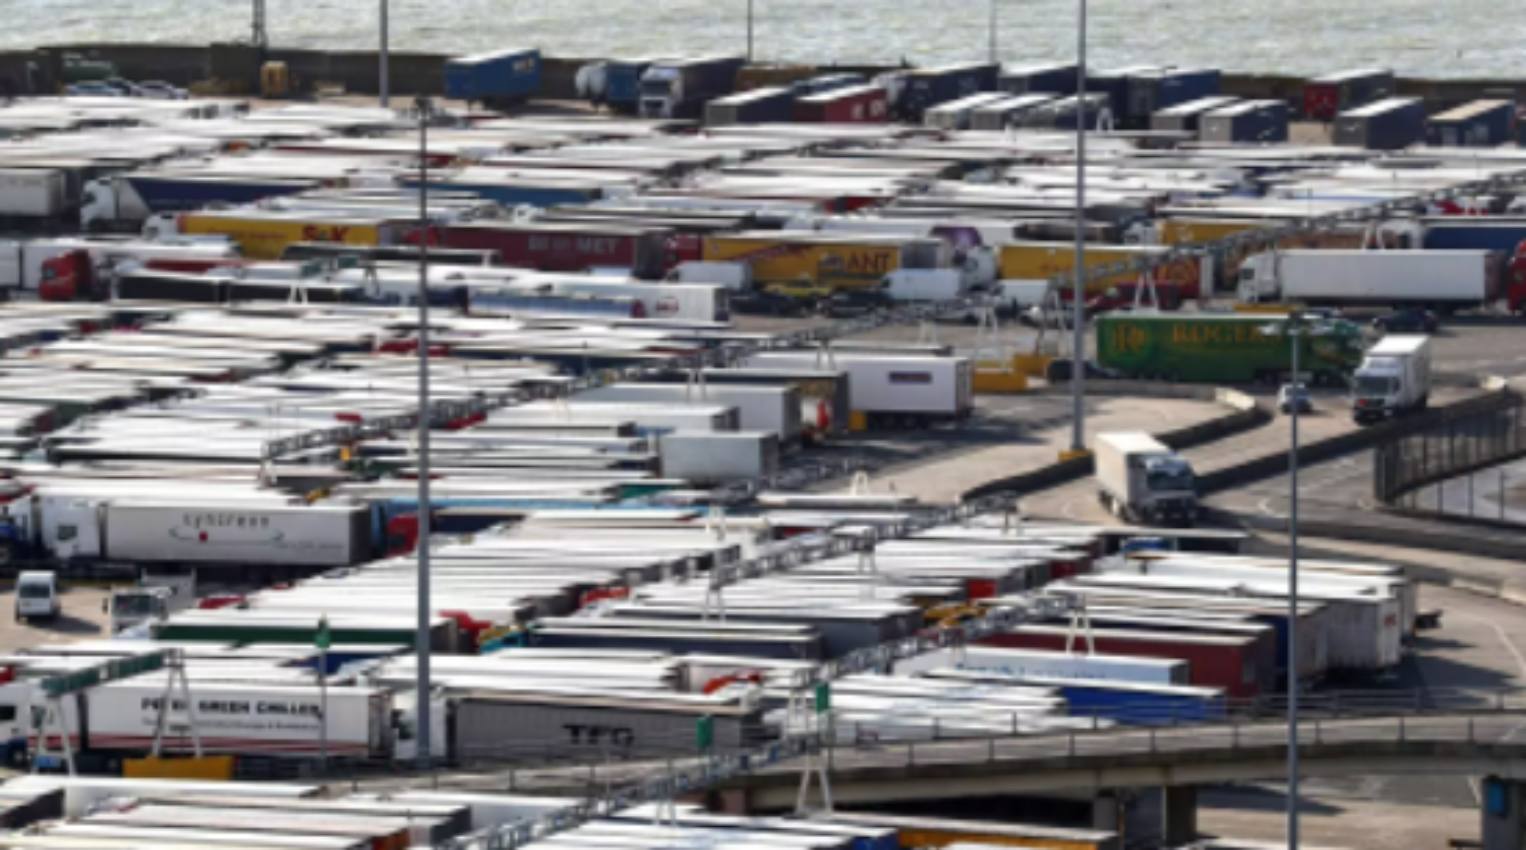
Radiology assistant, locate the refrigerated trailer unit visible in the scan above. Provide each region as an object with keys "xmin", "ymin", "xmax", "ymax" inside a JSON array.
[
  {"xmin": 657, "ymin": 431, "xmax": 780, "ymax": 483},
  {"xmin": 0, "ymin": 169, "xmax": 69, "ymax": 220},
  {"xmin": 1236, "ymin": 248, "xmax": 1504, "ymax": 311}
]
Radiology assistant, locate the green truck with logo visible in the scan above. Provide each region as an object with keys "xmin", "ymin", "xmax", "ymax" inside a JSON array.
[{"xmin": 1096, "ymin": 312, "xmax": 1365, "ymax": 385}]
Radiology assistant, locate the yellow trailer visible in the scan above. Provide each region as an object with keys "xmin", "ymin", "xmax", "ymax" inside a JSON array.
[
  {"xmin": 702, "ymin": 231, "xmax": 915, "ymax": 294},
  {"xmin": 179, "ymin": 211, "xmax": 387, "ymax": 260},
  {"xmin": 997, "ymin": 242, "xmax": 1202, "ymax": 304}
]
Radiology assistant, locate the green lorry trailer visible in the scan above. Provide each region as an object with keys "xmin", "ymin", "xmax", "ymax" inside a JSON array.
[{"xmin": 1096, "ymin": 313, "xmax": 1365, "ymax": 384}]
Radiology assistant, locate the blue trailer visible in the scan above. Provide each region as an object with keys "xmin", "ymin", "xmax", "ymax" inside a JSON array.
[
  {"xmin": 1086, "ymin": 65, "xmax": 1162, "ymax": 124},
  {"xmin": 792, "ymin": 73, "xmax": 865, "ymax": 97},
  {"xmin": 1125, "ymin": 67, "xmax": 1221, "ymax": 125},
  {"xmin": 123, "ymin": 173, "xmax": 315, "ymax": 213},
  {"xmin": 892, "ymin": 61, "xmax": 999, "ymax": 121},
  {"xmin": 444, "ymin": 47, "xmax": 542, "ymax": 105},
  {"xmin": 402, "ymin": 174, "xmax": 604, "ymax": 209},
  {"xmin": 1426, "ymin": 99, "xmax": 1516, "ymax": 147},
  {"xmin": 1333, "ymin": 96, "xmax": 1426, "ymax": 149},
  {"xmin": 1421, "ymin": 220, "xmax": 1526, "ymax": 254},
  {"xmin": 1044, "ymin": 678, "xmax": 1228, "ymax": 725},
  {"xmin": 705, "ymin": 86, "xmax": 796, "ymax": 125},
  {"xmin": 999, "ymin": 62, "xmax": 1078, "ymax": 95},
  {"xmin": 1198, "ymin": 99, "xmax": 1289, "ymax": 143}
]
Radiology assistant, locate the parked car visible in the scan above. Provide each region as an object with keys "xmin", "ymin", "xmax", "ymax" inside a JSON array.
[
  {"xmin": 823, "ymin": 288, "xmax": 894, "ymax": 319},
  {"xmin": 1278, "ymin": 382, "xmax": 1313, "ymax": 414},
  {"xmin": 1372, "ymin": 307, "xmax": 1439, "ymax": 334},
  {"xmin": 66, "ymin": 82, "xmax": 123, "ymax": 97},
  {"xmin": 99, "ymin": 77, "xmax": 142, "ymax": 96}
]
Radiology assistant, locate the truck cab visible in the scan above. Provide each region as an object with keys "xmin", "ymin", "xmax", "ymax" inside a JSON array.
[
  {"xmin": 1352, "ymin": 334, "xmax": 1432, "ymax": 424},
  {"xmin": 0, "ymin": 678, "xmax": 32, "ymax": 767},
  {"xmin": 639, "ymin": 66, "xmax": 684, "ymax": 119},
  {"xmin": 1095, "ymin": 431, "xmax": 1199, "ymax": 526},
  {"xmin": 105, "ymin": 587, "xmax": 173, "ymax": 635}
]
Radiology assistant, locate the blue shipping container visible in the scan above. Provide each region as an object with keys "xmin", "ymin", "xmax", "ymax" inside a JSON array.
[
  {"xmin": 445, "ymin": 47, "xmax": 542, "ymax": 103},
  {"xmin": 1054, "ymin": 680, "xmax": 1228, "ymax": 726},
  {"xmin": 896, "ymin": 62, "xmax": 999, "ymax": 120}
]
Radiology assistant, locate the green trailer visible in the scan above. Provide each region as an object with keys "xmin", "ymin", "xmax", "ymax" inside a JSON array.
[{"xmin": 1096, "ymin": 312, "xmax": 1365, "ymax": 385}]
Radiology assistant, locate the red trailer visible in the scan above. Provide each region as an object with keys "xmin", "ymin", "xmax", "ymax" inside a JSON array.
[
  {"xmin": 793, "ymin": 84, "xmax": 890, "ymax": 123},
  {"xmin": 979, "ymin": 624, "xmax": 1269, "ymax": 699},
  {"xmin": 435, "ymin": 221, "xmax": 678, "ymax": 279}
]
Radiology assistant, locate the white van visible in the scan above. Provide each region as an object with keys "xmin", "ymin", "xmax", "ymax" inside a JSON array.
[{"xmin": 14, "ymin": 571, "xmax": 59, "ymax": 621}]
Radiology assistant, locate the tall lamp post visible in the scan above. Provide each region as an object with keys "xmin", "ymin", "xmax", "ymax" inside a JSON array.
[
  {"xmin": 413, "ymin": 96, "xmax": 432, "ymax": 770},
  {"xmin": 379, "ymin": 0, "xmax": 390, "ymax": 107},
  {"xmin": 746, "ymin": 0, "xmax": 754, "ymax": 62},
  {"xmin": 988, "ymin": 0, "xmax": 998, "ymax": 63},
  {"xmin": 1068, "ymin": 0, "xmax": 1088, "ymax": 457}
]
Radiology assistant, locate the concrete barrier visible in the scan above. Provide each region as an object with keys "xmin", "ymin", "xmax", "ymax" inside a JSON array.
[{"xmin": 963, "ymin": 387, "xmax": 1269, "ymax": 503}]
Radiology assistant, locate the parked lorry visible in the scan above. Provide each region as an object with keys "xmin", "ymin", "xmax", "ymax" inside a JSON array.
[
  {"xmin": 742, "ymin": 350, "xmax": 973, "ymax": 427},
  {"xmin": 0, "ymin": 239, "xmax": 241, "ymax": 299},
  {"xmin": 1096, "ymin": 313, "xmax": 1366, "ymax": 385},
  {"xmin": 106, "ymin": 571, "xmax": 196, "ymax": 635},
  {"xmin": 886, "ymin": 62, "xmax": 999, "ymax": 121},
  {"xmin": 638, "ymin": 56, "xmax": 745, "ymax": 119},
  {"xmin": 1426, "ymin": 99, "xmax": 1516, "ymax": 147},
  {"xmin": 1094, "ymin": 432, "xmax": 1198, "ymax": 526},
  {"xmin": 1352, "ymin": 335, "xmax": 1432, "ymax": 424},
  {"xmin": 575, "ymin": 58, "xmax": 657, "ymax": 114},
  {"xmin": 0, "ymin": 678, "xmax": 395, "ymax": 763},
  {"xmin": 998, "ymin": 242, "xmax": 1201, "ymax": 308},
  {"xmin": 444, "ymin": 47, "xmax": 541, "ymax": 106},
  {"xmin": 703, "ymin": 231, "xmax": 942, "ymax": 294},
  {"xmin": 1236, "ymin": 249, "xmax": 1509, "ymax": 313},
  {"xmin": 171, "ymin": 210, "xmax": 391, "ymax": 260},
  {"xmin": 438, "ymin": 222, "xmax": 683, "ymax": 279}
]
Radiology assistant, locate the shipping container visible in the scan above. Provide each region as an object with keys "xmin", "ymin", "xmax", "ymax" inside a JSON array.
[
  {"xmin": 998, "ymin": 62, "xmax": 1079, "ymax": 95},
  {"xmin": 1197, "ymin": 99, "xmax": 1290, "ymax": 143},
  {"xmin": 1303, "ymin": 68, "xmax": 1394, "ymax": 120},
  {"xmin": 436, "ymin": 222, "xmax": 676, "ymax": 279},
  {"xmin": 705, "ymin": 86, "xmax": 796, "ymax": 125},
  {"xmin": 1425, "ymin": 99, "xmax": 1516, "ymax": 147},
  {"xmin": 997, "ymin": 242, "xmax": 1201, "ymax": 306},
  {"xmin": 1333, "ymin": 96, "xmax": 1426, "ymax": 149},
  {"xmin": 968, "ymin": 94, "xmax": 1055, "ymax": 130},
  {"xmin": 1149, "ymin": 95, "xmax": 1240, "ymax": 133},
  {"xmin": 1095, "ymin": 312, "xmax": 1366, "ymax": 384},
  {"xmin": 444, "ymin": 47, "xmax": 542, "ymax": 104},
  {"xmin": 793, "ymin": 84, "xmax": 890, "ymax": 123}
]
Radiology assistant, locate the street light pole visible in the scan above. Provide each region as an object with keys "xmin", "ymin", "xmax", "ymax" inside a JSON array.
[
  {"xmin": 988, "ymin": 0, "xmax": 997, "ymax": 63},
  {"xmin": 1069, "ymin": 0, "xmax": 1087, "ymax": 455},
  {"xmin": 1287, "ymin": 311, "xmax": 1302, "ymax": 850},
  {"xmin": 414, "ymin": 96, "xmax": 432, "ymax": 770},
  {"xmin": 747, "ymin": 0, "xmax": 754, "ymax": 62},
  {"xmin": 379, "ymin": 0, "xmax": 390, "ymax": 107}
]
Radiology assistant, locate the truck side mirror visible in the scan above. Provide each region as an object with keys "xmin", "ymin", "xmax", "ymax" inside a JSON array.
[{"xmin": 101, "ymin": 599, "xmax": 108, "ymax": 613}]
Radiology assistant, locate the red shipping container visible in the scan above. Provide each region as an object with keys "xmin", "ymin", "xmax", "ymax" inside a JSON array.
[
  {"xmin": 794, "ymin": 84, "xmax": 889, "ymax": 123},
  {"xmin": 979, "ymin": 624, "xmax": 1268, "ymax": 699}
]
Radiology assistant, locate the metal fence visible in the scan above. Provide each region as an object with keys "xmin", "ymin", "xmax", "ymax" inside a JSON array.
[{"xmin": 1373, "ymin": 390, "xmax": 1526, "ymax": 505}]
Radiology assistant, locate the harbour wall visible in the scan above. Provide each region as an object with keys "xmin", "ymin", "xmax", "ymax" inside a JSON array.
[{"xmin": 0, "ymin": 43, "xmax": 1523, "ymax": 111}]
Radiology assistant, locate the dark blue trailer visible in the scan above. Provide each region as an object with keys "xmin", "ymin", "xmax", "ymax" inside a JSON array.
[
  {"xmin": 1426, "ymin": 99, "xmax": 1516, "ymax": 147},
  {"xmin": 1150, "ymin": 95, "xmax": 1240, "ymax": 134},
  {"xmin": 1045, "ymin": 678, "xmax": 1228, "ymax": 726},
  {"xmin": 444, "ymin": 47, "xmax": 541, "ymax": 105},
  {"xmin": 893, "ymin": 61, "xmax": 1000, "ymax": 121},
  {"xmin": 1198, "ymin": 99, "xmax": 1289, "ymax": 143},
  {"xmin": 969, "ymin": 93, "xmax": 1055, "ymax": 130},
  {"xmin": 1333, "ymin": 96, "xmax": 1426, "ymax": 149},
  {"xmin": 1421, "ymin": 220, "xmax": 1526, "ymax": 253},
  {"xmin": 705, "ymin": 86, "xmax": 795, "ymax": 125},
  {"xmin": 1126, "ymin": 67, "xmax": 1221, "ymax": 124},
  {"xmin": 639, "ymin": 56, "xmax": 745, "ymax": 119},
  {"xmin": 1086, "ymin": 65, "xmax": 1162, "ymax": 125},
  {"xmin": 999, "ymin": 62, "xmax": 1079, "ymax": 95}
]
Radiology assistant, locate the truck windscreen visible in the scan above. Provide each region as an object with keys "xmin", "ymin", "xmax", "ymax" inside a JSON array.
[
  {"xmin": 1355, "ymin": 375, "xmax": 1398, "ymax": 395},
  {"xmin": 1146, "ymin": 467, "xmax": 1194, "ymax": 493}
]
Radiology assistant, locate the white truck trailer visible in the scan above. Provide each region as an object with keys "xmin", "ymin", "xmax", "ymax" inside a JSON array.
[
  {"xmin": 1236, "ymin": 249, "xmax": 1499, "ymax": 311},
  {"xmin": 1352, "ymin": 334, "xmax": 1432, "ymax": 424},
  {"xmin": 1094, "ymin": 432, "xmax": 1198, "ymax": 526},
  {"xmin": 742, "ymin": 350, "xmax": 973, "ymax": 427}
]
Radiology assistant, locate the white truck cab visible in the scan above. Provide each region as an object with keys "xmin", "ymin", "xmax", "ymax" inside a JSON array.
[
  {"xmin": 1352, "ymin": 334, "xmax": 1432, "ymax": 424},
  {"xmin": 1095, "ymin": 432, "xmax": 1199, "ymax": 526},
  {"xmin": 14, "ymin": 571, "xmax": 59, "ymax": 621}
]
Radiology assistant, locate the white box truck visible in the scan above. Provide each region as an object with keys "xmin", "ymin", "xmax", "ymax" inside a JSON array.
[
  {"xmin": 1237, "ymin": 249, "xmax": 1499, "ymax": 311},
  {"xmin": 742, "ymin": 350, "xmax": 973, "ymax": 426},
  {"xmin": 1094, "ymin": 432, "xmax": 1198, "ymax": 526},
  {"xmin": 1352, "ymin": 334, "xmax": 1431, "ymax": 424}
]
